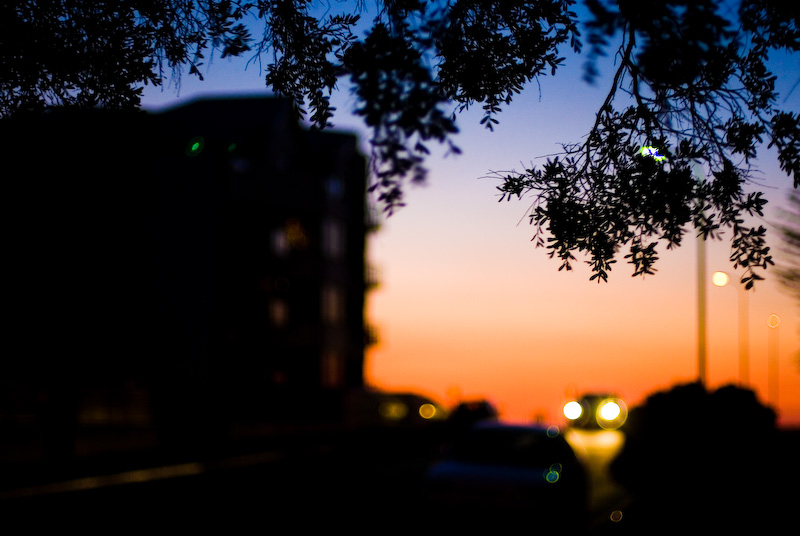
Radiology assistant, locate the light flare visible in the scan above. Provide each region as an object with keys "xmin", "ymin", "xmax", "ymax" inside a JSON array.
[{"xmin": 640, "ymin": 145, "xmax": 666, "ymax": 161}]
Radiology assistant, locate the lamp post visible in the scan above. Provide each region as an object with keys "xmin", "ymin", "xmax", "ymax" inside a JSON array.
[
  {"xmin": 697, "ymin": 236, "xmax": 708, "ymax": 386},
  {"xmin": 697, "ymin": 237, "xmax": 707, "ymax": 385},
  {"xmin": 693, "ymin": 160, "xmax": 707, "ymax": 386},
  {"xmin": 712, "ymin": 271, "xmax": 750, "ymax": 386}
]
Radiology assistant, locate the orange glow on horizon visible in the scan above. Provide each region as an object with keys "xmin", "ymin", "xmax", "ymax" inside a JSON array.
[{"xmin": 364, "ymin": 172, "xmax": 800, "ymax": 429}]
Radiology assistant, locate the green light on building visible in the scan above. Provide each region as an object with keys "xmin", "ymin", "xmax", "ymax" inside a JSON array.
[{"xmin": 186, "ymin": 136, "xmax": 205, "ymax": 157}]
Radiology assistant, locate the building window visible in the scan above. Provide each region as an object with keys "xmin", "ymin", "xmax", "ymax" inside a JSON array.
[
  {"xmin": 322, "ymin": 219, "xmax": 344, "ymax": 259},
  {"xmin": 325, "ymin": 176, "xmax": 344, "ymax": 200},
  {"xmin": 269, "ymin": 299, "xmax": 288, "ymax": 328},
  {"xmin": 284, "ymin": 218, "xmax": 308, "ymax": 250},
  {"xmin": 228, "ymin": 156, "xmax": 252, "ymax": 174},
  {"xmin": 321, "ymin": 351, "xmax": 344, "ymax": 388},
  {"xmin": 271, "ymin": 219, "xmax": 308, "ymax": 256},
  {"xmin": 271, "ymin": 228, "xmax": 289, "ymax": 257},
  {"xmin": 321, "ymin": 286, "xmax": 344, "ymax": 325}
]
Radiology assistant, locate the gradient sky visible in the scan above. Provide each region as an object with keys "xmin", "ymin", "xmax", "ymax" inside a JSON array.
[{"xmin": 140, "ymin": 5, "xmax": 800, "ymax": 427}]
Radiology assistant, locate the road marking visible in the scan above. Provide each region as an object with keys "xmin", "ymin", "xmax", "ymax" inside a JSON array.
[{"xmin": 0, "ymin": 450, "xmax": 284, "ymax": 500}]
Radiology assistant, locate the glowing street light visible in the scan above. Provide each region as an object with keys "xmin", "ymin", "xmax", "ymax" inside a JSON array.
[
  {"xmin": 711, "ymin": 271, "xmax": 730, "ymax": 287},
  {"xmin": 712, "ymin": 271, "xmax": 750, "ymax": 385}
]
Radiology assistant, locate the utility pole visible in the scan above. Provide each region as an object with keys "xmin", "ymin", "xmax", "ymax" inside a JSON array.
[{"xmin": 695, "ymin": 161, "xmax": 707, "ymax": 386}]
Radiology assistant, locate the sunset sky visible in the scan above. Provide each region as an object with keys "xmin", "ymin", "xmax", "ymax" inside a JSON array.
[{"xmin": 140, "ymin": 6, "xmax": 800, "ymax": 427}]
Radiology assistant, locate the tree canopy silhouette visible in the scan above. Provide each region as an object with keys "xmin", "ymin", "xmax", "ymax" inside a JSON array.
[{"xmin": 3, "ymin": 1, "xmax": 798, "ymax": 284}]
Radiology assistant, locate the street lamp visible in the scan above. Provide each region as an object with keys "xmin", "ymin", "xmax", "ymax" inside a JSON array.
[
  {"xmin": 712, "ymin": 271, "xmax": 750, "ymax": 385},
  {"xmin": 711, "ymin": 271, "xmax": 730, "ymax": 287},
  {"xmin": 694, "ymin": 161, "xmax": 707, "ymax": 385}
]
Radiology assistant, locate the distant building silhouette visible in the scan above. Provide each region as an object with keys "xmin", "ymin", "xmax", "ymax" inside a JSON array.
[{"xmin": 1, "ymin": 97, "xmax": 377, "ymax": 459}]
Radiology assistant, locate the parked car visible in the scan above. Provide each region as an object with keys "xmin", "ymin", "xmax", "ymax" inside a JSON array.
[
  {"xmin": 424, "ymin": 421, "xmax": 588, "ymax": 529},
  {"xmin": 445, "ymin": 399, "xmax": 499, "ymax": 429},
  {"xmin": 343, "ymin": 388, "xmax": 448, "ymax": 429}
]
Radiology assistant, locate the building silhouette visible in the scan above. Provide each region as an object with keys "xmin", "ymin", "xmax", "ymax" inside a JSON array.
[{"xmin": 1, "ymin": 96, "xmax": 377, "ymax": 460}]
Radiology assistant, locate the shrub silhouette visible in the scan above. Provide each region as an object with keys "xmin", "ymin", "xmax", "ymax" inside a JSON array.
[{"xmin": 610, "ymin": 382, "xmax": 778, "ymax": 530}]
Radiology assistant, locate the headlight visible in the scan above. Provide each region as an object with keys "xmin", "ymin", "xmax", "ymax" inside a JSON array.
[
  {"xmin": 599, "ymin": 401, "xmax": 621, "ymax": 421},
  {"xmin": 564, "ymin": 395, "xmax": 627, "ymax": 429},
  {"xmin": 596, "ymin": 398, "xmax": 627, "ymax": 429},
  {"xmin": 563, "ymin": 400, "xmax": 584, "ymax": 421}
]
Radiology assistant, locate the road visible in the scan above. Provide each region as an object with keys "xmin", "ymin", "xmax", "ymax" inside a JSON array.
[
  {"xmin": 4, "ymin": 424, "xmax": 796, "ymax": 533},
  {"xmin": 2, "ymin": 424, "xmax": 626, "ymax": 532},
  {"xmin": 565, "ymin": 428, "xmax": 629, "ymax": 527},
  {"xmin": 1, "ymin": 425, "xmax": 446, "ymax": 531}
]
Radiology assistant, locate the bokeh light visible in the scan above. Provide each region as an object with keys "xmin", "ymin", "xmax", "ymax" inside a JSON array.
[
  {"xmin": 599, "ymin": 401, "xmax": 621, "ymax": 421},
  {"xmin": 544, "ymin": 463, "xmax": 563, "ymax": 483},
  {"xmin": 379, "ymin": 401, "xmax": 407, "ymax": 420},
  {"xmin": 712, "ymin": 271, "xmax": 731, "ymax": 287},
  {"xmin": 185, "ymin": 136, "xmax": 204, "ymax": 157},
  {"xmin": 596, "ymin": 398, "xmax": 628, "ymax": 430},
  {"xmin": 418, "ymin": 403, "xmax": 438, "ymax": 419},
  {"xmin": 640, "ymin": 145, "xmax": 666, "ymax": 161},
  {"xmin": 563, "ymin": 401, "xmax": 583, "ymax": 420}
]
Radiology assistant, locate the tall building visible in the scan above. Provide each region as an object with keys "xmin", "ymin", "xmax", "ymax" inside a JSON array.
[
  {"xmin": 2, "ymin": 96, "xmax": 376, "ymax": 457},
  {"xmin": 151, "ymin": 96, "xmax": 376, "ymax": 422}
]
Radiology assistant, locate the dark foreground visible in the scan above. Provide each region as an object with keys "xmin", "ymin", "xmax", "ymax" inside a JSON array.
[
  {"xmin": 2, "ymin": 425, "xmax": 454, "ymax": 532},
  {"xmin": 2, "ymin": 424, "xmax": 798, "ymax": 534}
]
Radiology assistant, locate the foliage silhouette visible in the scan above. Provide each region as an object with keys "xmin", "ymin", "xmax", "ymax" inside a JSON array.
[
  {"xmin": 610, "ymin": 382, "xmax": 780, "ymax": 531},
  {"xmin": 3, "ymin": 1, "xmax": 798, "ymax": 283},
  {"xmin": 1, "ymin": 1, "xmax": 252, "ymax": 113}
]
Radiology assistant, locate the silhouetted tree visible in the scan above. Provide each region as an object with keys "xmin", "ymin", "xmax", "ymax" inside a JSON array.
[
  {"xmin": 2, "ymin": 1, "xmax": 799, "ymax": 283},
  {"xmin": 497, "ymin": 0, "xmax": 799, "ymax": 286},
  {"xmin": 610, "ymin": 382, "xmax": 779, "ymax": 531},
  {"xmin": 1, "ymin": 1, "xmax": 252, "ymax": 114}
]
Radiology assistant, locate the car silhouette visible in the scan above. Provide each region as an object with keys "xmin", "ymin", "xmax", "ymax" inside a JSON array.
[{"xmin": 423, "ymin": 421, "xmax": 588, "ymax": 530}]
